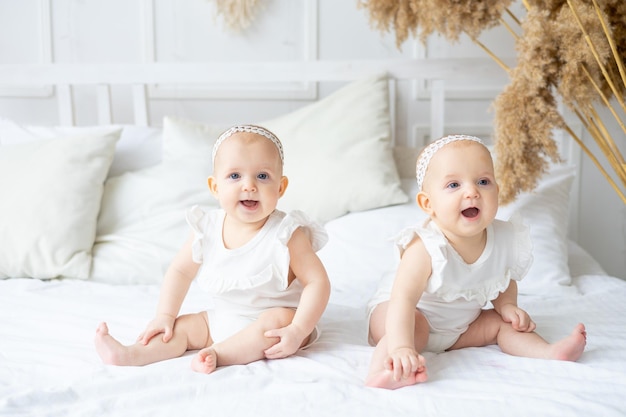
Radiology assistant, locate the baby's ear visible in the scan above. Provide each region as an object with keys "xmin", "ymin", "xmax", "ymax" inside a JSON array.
[
  {"xmin": 278, "ymin": 176, "xmax": 289, "ymax": 197},
  {"xmin": 416, "ymin": 191, "xmax": 432, "ymax": 214},
  {"xmin": 207, "ymin": 176, "xmax": 218, "ymax": 196}
]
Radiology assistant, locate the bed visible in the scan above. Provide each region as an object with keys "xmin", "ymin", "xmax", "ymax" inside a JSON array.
[{"xmin": 1, "ymin": 63, "xmax": 625, "ymax": 417}]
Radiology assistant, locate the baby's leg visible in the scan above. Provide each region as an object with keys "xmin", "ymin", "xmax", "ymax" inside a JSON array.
[
  {"xmin": 191, "ymin": 307, "xmax": 296, "ymax": 374},
  {"xmin": 365, "ymin": 303, "xmax": 429, "ymax": 389},
  {"xmin": 95, "ymin": 312, "xmax": 210, "ymax": 366},
  {"xmin": 449, "ymin": 310, "xmax": 586, "ymax": 361}
]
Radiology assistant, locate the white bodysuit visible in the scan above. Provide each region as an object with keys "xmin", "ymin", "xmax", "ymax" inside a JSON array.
[
  {"xmin": 368, "ymin": 216, "xmax": 533, "ymax": 353},
  {"xmin": 186, "ymin": 205, "xmax": 328, "ymax": 344}
]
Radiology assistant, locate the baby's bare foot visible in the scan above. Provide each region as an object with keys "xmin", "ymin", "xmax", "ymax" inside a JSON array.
[
  {"xmin": 549, "ymin": 323, "xmax": 587, "ymax": 361},
  {"xmin": 191, "ymin": 347, "xmax": 218, "ymax": 374},
  {"xmin": 365, "ymin": 365, "xmax": 428, "ymax": 390},
  {"xmin": 94, "ymin": 322, "xmax": 131, "ymax": 365}
]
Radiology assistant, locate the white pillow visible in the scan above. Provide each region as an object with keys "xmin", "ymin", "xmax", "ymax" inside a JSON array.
[
  {"xmin": 0, "ymin": 119, "xmax": 162, "ymax": 178},
  {"xmin": 263, "ymin": 74, "xmax": 408, "ymax": 222},
  {"xmin": 90, "ymin": 118, "xmax": 224, "ymax": 284},
  {"xmin": 0, "ymin": 131, "xmax": 120, "ymax": 279},
  {"xmin": 320, "ymin": 197, "xmax": 426, "ymax": 307},
  {"xmin": 497, "ymin": 164, "xmax": 576, "ymax": 295}
]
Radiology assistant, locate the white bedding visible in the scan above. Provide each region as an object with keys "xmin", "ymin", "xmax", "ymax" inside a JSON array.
[
  {"xmin": 1, "ymin": 187, "xmax": 625, "ymax": 416},
  {"xmin": 2, "ymin": 257, "xmax": 625, "ymax": 416}
]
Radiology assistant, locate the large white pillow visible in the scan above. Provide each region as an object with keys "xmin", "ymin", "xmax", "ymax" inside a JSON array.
[
  {"xmin": 0, "ymin": 118, "xmax": 162, "ymax": 178},
  {"xmin": 0, "ymin": 131, "xmax": 120, "ymax": 279},
  {"xmin": 263, "ymin": 74, "xmax": 408, "ymax": 222},
  {"xmin": 90, "ymin": 118, "xmax": 224, "ymax": 284}
]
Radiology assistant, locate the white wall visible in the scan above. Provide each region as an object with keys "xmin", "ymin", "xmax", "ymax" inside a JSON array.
[{"xmin": 0, "ymin": 0, "xmax": 623, "ymax": 278}]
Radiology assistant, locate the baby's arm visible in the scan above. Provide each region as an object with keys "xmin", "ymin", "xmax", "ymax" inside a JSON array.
[
  {"xmin": 138, "ymin": 233, "xmax": 201, "ymax": 345},
  {"xmin": 492, "ymin": 280, "xmax": 536, "ymax": 333},
  {"xmin": 384, "ymin": 238, "xmax": 431, "ymax": 381},
  {"xmin": 263, "ymin": 227, "xmax": 330, "ymax": 358}
]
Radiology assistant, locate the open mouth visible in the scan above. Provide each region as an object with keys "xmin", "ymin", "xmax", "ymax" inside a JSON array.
[
  {"xmin": 241, "ymin": 200, "xmax": 259, "ymax": 208},
  {"xmin": 462, "ymin": 207, "xmax": 480, "ymax": 218}
]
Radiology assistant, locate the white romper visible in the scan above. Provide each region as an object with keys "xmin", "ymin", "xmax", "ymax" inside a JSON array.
[
  {"xmin": 368, "ymin": 216, "xmax": 533, "ymax": 353},
  {"xmin": 186, "ymin": 205, "xmax": 328, "ymax": 344}
]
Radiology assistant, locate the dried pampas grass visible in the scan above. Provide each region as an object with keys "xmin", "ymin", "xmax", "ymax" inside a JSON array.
[
  {"xmin": 360, "ymin": 0, "xmax": 626, "ymax": 205},
  {"xmin": 211, "ymin": 0, "xmax": 262, "ymax": 32},
  {"xmin": 358, "ymin": 0, "xmax": 514, "ymax": 46}
]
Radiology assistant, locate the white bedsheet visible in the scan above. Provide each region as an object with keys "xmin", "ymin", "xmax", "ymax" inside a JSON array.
[{"xmin": 1, "ymin": 272, "xmax": 625, "ymax": 417}]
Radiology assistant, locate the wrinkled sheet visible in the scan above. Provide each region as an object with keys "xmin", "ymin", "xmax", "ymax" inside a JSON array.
[{"xmin": 1, "ymin": 273, "xmax": 625, "ymax": 417}]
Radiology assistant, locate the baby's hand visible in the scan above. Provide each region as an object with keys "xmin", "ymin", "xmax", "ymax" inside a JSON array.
[
  {"xmin": 385, "ymin": 347, "xmax": 426, "ymax": 382},
  {"xmin": 500, "ymin": 304, "xmax": 536, "ymax": 333},
  {"xmin": 137, "ymin": 313, "xmax": 176, "ymax": 345},
  {"xmin": 263, "ymin": 323, "xmax": 307, "ymax": 359}
]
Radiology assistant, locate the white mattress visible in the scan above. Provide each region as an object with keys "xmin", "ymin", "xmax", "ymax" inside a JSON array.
[{"xmin": 2, "ymin": 254, "xmax": 626, "ymax": 416}]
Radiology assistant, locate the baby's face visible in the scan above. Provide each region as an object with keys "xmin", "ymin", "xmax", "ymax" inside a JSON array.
[
  {"xmin": 210, "ymin": 133, "xmax": 286, "ymax": 226},
  {"xmin": 420, "ymin": 141, "xmax": 499, "ymax": 238}
]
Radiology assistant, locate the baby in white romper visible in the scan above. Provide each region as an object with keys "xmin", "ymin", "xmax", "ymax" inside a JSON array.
[
  {"xmin": 365, "ymin": 135, "xmax": 587, "ymax": 390},
  {"xmin": 95, "ymin": 125, "xmax": 330, "ymax": 374}
]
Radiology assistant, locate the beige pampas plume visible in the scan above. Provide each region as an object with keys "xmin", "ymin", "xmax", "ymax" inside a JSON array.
[
  {"xmin": 211, "ymin": 0, "xmax": 263, "ymax": 32},
  {"xmin": 359, "ymin": 0, "xmax": 626, "ymax": 204}
]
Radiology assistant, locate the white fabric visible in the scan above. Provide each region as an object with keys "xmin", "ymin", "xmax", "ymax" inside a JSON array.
[
  {"xmin": 263, "ymin": 74, "xmax": 408, "ymax": 222},
  {"xmin": 0, "ymin": 119, "xmax": 162, "ymax": 178},
  {"xmin": 0, "ymin": 131, "xmax": 120, "ymax": 279},
  {"xmin": 90, "ymin": 118, "xmax": 225, "ymax": 284},
  {"xmin": 367, "ymin": 217, "xmax": 532, "ymax": 352},
  {"xmin": 497, "ymin": 164, "xmax": 576, "ymax": 294},
  {"xmin": 397, "ymin": 217, "xmax": 532, "ymax": 303},
  {"xmin": 187, "ymin": 207, "xmax": 327, "ymax": 318},
  {"xmin": 187, "ymin": 206, "xmax": 327, "ymax": 344},
  {"xmin": 1, "ymin": 272, "xmax": 624, "ymax": 416}
]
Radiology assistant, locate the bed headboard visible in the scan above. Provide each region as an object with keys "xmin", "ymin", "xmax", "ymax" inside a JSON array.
[
  {"xmin": 0, "ymin": 58, "xmax": 581, "ymax": 237},
  {"xmin": 0, "ymin": 58, "xmax": 504, "ymax": 142}
]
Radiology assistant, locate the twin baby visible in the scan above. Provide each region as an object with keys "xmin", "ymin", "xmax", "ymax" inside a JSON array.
[{"xmin": 95, "ymin": 125, "xmax": 586, "ymax": 390}]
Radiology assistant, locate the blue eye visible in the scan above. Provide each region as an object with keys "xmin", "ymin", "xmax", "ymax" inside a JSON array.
[
  {"xmin": 257, "ymin": 173, "xmax": 269, "ymax": 180},
  {"xmin": 447, "ymin": 182, "xmax": 460, "ymax": 189},
  {"xmin": 229, "ymin": 173, "xmax": 240, "ymax": 180},
  {"xmin": 478, "ymin": 178, "xmax": 491, "ymax": 186}
]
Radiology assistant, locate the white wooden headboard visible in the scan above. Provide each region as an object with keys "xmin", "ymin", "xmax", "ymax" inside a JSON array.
[
  {"xmin": 0, "ymin": 58, "xmax": 581, "ymax": 238},
  {"xmin": 0, "ymin": 58, "xmax": 504, "ymax": 144}
]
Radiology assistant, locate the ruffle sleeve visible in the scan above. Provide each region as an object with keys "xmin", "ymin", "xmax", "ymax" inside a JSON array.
[
  {"xmin": 276, "ymin": 210, "xmax": 328, "ymax": 252},
  {"xmin": 393, "ymin": 220, "xmax": 449, "ymax": 297},
  {"xmin": 393, "ymin": 219, "xmax": 531, "ymax": 305},
  {"xmin": 185, "ymin": 205, "xmax": 208, "ymax": 264}
]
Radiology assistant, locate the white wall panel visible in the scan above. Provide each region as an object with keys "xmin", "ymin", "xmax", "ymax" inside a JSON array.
[{"xmin": 147, "ymin": 0, "xmax": 317, "ymax": 99}]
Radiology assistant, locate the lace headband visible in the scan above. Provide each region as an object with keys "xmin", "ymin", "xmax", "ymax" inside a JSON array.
[
  {"xmin": 416, "ymin": 134, "xmax": 484, "ymax": 191},
  {"xmin": 212, "ymin": 125, "xmax": 284, "ymax": 166}
]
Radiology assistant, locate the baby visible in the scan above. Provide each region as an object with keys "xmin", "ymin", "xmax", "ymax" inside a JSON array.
[
  {"xmin": 95, "ymin": 125, "xmax": 330, "ymax": 373},
  {"xmin": 365, "ymin": 135, "xmax": 586, "ymax": 389}
]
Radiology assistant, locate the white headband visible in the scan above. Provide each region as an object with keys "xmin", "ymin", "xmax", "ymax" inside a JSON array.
[
  {"xmin": 212, "ymin": 125, "xmax": 284, "ymax": 166},
  {"xmin": 416, "ymin": 134, "xmax": 484, "ymax": 191}
]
